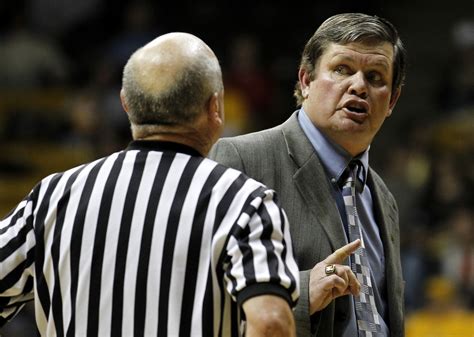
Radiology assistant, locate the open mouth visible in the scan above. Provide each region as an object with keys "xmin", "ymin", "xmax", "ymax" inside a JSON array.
[
  {"xmin": 342, "ymin": 101, "xmax": 369, "ymax": 123},
  {"xmin": 346, "ymin": 106, "xmax": 367, "ymax": 113},
  {"xmin": 343, "ymin": 100, "xmax": 369, "ymax": 114}
]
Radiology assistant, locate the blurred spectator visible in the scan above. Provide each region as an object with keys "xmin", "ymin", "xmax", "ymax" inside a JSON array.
[
  {"xmin": 223, "ymin": 34, "xmax": 275, "ymax": 134},
  {"xmin": 423, "ymin": 156, "xmax": 466, "ymax": 225},
  {"xmin": 27, "ymin": 0, "xmax": 103, "ymax": 38},
  {"xmin": 405, "ymin": 276, "xmax": 474, "ymax": 337},
  {"xmin": 74, "ymin": 1, "xmax": 159, "ymax": 152},
  {"xmin": 438, "ymin": 206, "xmax": 474, "ymax": 309},
  {"xmin": 383, "ymin": 143, "xmax": 432, "ymax": 312},
  {"xmin": 437, "ymin": 20, "xmax": 474, "ymax": 114},
  {"xmin": 97, "ymin": 1, "xmax": 159, "ymax": 86},
  {"xmin": 222, "ymin": 88, "xmax": 252, "ymax": 136},
  {"xmin": 0, "ymin": 12, "xmax": 70, "ymax": 88},
  {"xmin": 61, "ymin": 86, "xmax": 128, "ymax": 159},
  {"xmin": 418, "ymin": 112, "xmax": 474, "ymax": 228},
  {"xmin": 62, "ymin": 90, "xmax": 102, "ymax": 152},
  {"xmin": 401, "ymin": 225, "xmax": 431, "ymax": 313}
]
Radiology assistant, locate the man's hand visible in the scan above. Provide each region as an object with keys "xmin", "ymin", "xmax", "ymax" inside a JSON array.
[{"xmin": 309, "ymin": 239, "xmax": 361, "ymax": 314}]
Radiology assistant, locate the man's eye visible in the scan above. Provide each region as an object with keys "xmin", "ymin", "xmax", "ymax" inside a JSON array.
[
  {"xmin": 367, "ymin": 72, "xmax": 384, "ymax": 84},
  {"xmin": 335, "ymin": 65, "xmax": 349, "ymax": 75}
]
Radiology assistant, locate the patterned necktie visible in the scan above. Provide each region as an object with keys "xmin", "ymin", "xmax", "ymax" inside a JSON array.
[{"xmin": 341, "ymin": 161, "xmax": 382, "ymax": 337}]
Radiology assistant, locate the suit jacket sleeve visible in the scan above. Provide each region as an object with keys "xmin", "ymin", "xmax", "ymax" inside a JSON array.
[{"xmin": 209, "ymin": 138, "xmax": 314, "ymax": 336}]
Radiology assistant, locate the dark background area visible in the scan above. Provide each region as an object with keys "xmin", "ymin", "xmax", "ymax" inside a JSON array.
[{"xmin": 0, "ymin": 1, "xmax": 472, "ymax": 336}]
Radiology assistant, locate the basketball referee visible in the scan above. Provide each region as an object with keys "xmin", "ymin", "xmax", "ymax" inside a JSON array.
[{"xmin": 0, "ymin": 33, "xmax": 300, "ymax": 336}]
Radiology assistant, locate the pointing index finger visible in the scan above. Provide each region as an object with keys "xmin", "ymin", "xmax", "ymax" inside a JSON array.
[{"xmin": 324, "ymin": 239, "xmax": 361, "ymax": 264}]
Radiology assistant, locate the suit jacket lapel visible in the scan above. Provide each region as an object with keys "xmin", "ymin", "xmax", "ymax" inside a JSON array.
[
  {"xmin": 367, "ymin": 170, "xmax": 398, "ymax": 246},
  {"xmin": 367, "ymin": 169, "xmax": 398, "ymax": 258},
  {"xmin": 367, "ymin": 169, "xmax": 405, "ymax": 333},
  {"xmin": 281, "ymin": 112, "xmax": 348, "ymax": 249}
]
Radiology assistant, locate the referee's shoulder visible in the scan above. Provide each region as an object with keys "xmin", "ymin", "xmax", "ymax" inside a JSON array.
[
  {"xmin": 203, "ymin": 156, "xmax": 274, "ymax": 197},
  {"xmin": 39, "ymin": 152, "xmax": 117, "ymax": 183}
]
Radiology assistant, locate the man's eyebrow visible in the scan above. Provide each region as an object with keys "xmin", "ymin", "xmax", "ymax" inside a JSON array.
[
  {"xmin": 331, "ymin": 54, "xmax": 391, "ymax": 71},
  {"xmin": 330, "ymin": 54, "xmax": 355, "ymax": 63},
  {"xmin": 370, "ymin": 60, "xmax": 391, "ymax": 71}
]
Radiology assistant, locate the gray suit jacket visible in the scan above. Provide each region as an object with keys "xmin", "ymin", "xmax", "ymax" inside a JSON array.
[{"xmin": 209, "ymin": 112, "xmax": 404, "ymax": 337}]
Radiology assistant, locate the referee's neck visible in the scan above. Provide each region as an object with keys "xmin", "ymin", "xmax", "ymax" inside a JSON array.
[
  {"xmin": 131, "ymin": 111, "xmax": 220, "ymax": 157},
  {"xmin": 133, "ymin": 131, "xmax": 210, "ymax": 157}
]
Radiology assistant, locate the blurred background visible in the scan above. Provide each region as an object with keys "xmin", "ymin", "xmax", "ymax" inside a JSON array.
[{"xmin": 0, "ymin": 0, "xmax": 472, "ymax": 336}]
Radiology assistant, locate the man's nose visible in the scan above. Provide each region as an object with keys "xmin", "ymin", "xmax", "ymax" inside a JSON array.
[{"xmin": 348, "ymin": 71, "xmax": 368, "ymax": 99}]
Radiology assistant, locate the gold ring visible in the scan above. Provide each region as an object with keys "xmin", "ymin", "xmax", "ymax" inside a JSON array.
[{"xmin": 325, "ymin": 264, "xmax": 337, "ymax": 275}]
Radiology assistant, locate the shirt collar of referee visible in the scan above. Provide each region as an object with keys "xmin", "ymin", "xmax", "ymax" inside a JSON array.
[{"xmin": 126, "ymin": 140, "xmax": 203, "ymax": 157}]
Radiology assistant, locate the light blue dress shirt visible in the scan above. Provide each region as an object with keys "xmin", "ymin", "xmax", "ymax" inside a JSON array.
[{"xmin": 298, "ymin": 109, "xmax": 389, "ymax": 337}]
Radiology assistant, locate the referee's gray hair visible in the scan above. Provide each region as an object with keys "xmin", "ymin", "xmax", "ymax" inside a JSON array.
[{"xmin": 122, "ymin": 48, "xmax": 223, "ymax": 126}]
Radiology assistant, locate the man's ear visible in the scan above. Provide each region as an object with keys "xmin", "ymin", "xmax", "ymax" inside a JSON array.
[
  {"xmin": 298, "ymin": 68, "xmax": 311, "ymax": 98},
  {"xmin": 387, "ymin": 87, "xmax": 401, "ymax": 117},
  {"xmin": 120, "ymin": 89, "xmax": 129, "ymax": 113}
]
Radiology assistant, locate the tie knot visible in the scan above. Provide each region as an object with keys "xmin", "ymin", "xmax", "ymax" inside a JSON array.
[
  {"xmin": 339, "ymin": 160, "xmax": 363, "ymax": 191},
  {"xmin": 348, "ymin": 160, "xmax": 360, "ymax": 172}
]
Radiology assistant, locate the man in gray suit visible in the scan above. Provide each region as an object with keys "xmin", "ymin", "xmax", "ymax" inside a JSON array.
[{"xmin": 209, "ymin": 13, "xmax": 406, "ymax": 337}]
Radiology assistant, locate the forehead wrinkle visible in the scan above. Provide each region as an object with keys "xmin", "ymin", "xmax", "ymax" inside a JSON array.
[{"xmin": 326, "ymin": 44, "xmax": 393, "ymax": 72}]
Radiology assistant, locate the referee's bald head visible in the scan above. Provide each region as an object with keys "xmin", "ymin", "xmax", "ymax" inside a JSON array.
[{"xmin": 121, "ymin": 32, "xmax": 223, "ymax": 127}]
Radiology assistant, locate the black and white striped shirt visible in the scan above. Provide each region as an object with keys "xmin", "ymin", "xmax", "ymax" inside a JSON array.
[{"xmin": 0, "ymin": 141, "xmax": 299, "ymax": 337}]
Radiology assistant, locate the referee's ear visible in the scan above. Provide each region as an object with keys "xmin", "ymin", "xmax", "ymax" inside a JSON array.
[
  {"xmin": 207, "ymin": 91, "xmax": 224, "ymax": 129},
  {"xmin": 120, "ymin": 89, "xmax": 130, "ymax": 114}
]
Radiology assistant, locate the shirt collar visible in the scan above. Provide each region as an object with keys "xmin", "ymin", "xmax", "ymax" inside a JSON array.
[
  {"xmin": 126, "ymin": 140, "xmax": 202, "ymax": 157},
  {"xmin": 297, "ymin": 108, "xmax": 369, "ymax": 188}
]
